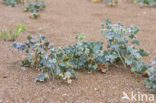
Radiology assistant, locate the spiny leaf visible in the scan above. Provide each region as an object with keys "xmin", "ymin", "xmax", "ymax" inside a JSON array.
[
  {"xmin": 35, "ymin": 73, "xmax": 49, "ymax": 82},
  {"xmin": 131, "ymin": 39, "xmax": 140, "ymax": 45}
]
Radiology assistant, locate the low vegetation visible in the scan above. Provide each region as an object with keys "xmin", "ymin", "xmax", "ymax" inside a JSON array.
[
  {"xmin": 11, "ymin": 19, "xmax": 156, "ymax": 93},
  {"xmin": 93, "ymin": 0, "xmax": 156, "ymax": 6},
  {"xmin": 12, "ymin": 33, "xmax": 105, "ymax": 83},
  {"xmin": 145, "ymin": 58, "xmax": 156, "ymax": 93},
  {"xmin": 3, "ymin": 0, "xmax": 46, "ymax": 19},
  {"xmin": 137, "ymin": 0, "xmax": 156, "ymax": 6},
  {"xmin": 101, "ymin": 19, "xmax": 150, "ymax": 74},
  {"xmin": 0, "ymin": 23, "xmax": 26, "ymax": 41},
  {"xmin": 3, "ymin": 0, "xmax": 19, "ymax": 7},
  {"xmin": 93, "ymin": 0, "xmax": 118, "ymax": 6},
  {"xmin": 24, "ymin": 1, "xmax": 46, "ymax": 19},
  {"xmin": 2, "ymin": 0, "xmax": 156, "ymax": 94}
]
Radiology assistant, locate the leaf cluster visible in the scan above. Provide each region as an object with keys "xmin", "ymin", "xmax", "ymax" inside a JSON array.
[
  {"xmin": 101, "ymin": 19, "xmax": 150, "ymax": 74},
  {"xmin": 3, "ymin": 0, "xmax": 24, "ymax": 6},
  {"xmin": 104, "ymin": 0, "xmax": 118, "ymax": 6},
  {"xmin": 12, "ymin": 34, "xmax": 105, "ymax": 83},
  {"xmin": 24, "ymin": 1, "xmax": 45, "ymax": 19},
  {"xmin": 145, "ymin": 58, "xmax": 156, "ymax": 93},
  {"xmin": 3, "ymin": 0, "xmax": 17, "ymax": 7},
  {"xmin": 93, "ymin": 0, "xmax": 118, "ymax": 6},
  {"xmin": 137, "ymin": 0, "xmax": 156, "ymax": 6}
]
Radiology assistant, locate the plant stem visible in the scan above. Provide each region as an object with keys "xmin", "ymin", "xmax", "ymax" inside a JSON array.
[
  {"xmin": 111, "ymin": 63, "xmax": 120, "ymax": 68},
  {"xmin": 117, "ymin": 51, "xmax": 127, "ymax": 68}
]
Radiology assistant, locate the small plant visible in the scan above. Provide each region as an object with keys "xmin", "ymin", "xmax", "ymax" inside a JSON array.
[
  {"xmin": 3, "ymin": 0, "xmax": 24, "ymax": 7},
  {"xmin": 3, "ymin": 0, "xmax": 45, "ymax": 18},
  {"xmin": 29, "ymin": 13, "xmax": 40, "ymax": 19},
  {"xmin": 24, "ymin": 1, "xmax": 45, "ymax": 13},
  {"xmin": 104, "ymin": 0, "xmax": 118, "ymax": 6},
  {"xmin": 93, "ymin": 0, "xmax": 118, "ymax": 6},
  {"xmin": 0, "ymin": 23, "xmax": 26, "ymax": 41},
  {"xmin": 145, "ymin": 58, "xmax": 156, "ymax": 93},
  {"xmin": 137, "ymin": 0, "xmax": 156, "ymax": 6},
  {"xmin": 24, "ymin": 0, "xmax": 45, "ymax": 19},
  {"xmin": 101, "ymin": 19, "xmax": 150, "ymax": 74}
]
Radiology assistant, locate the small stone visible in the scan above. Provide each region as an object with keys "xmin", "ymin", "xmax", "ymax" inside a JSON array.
[
  {"xmin": 143, "ymin": 12, "xmax": 147, "ymax": 15},
  {"xmin": 21, "ymin": 67, "xmax": 26, "ymax": 71},
  {"xmin": 62, "ymin": 93, "xmax": 68, "ymax": 97},
  {"xmin": 0, "ymin": 100, "xmax": 3, "ymax": 103},
  {"xmin": 94, "ymin": 88, "xmax": 98, "ymax": 91}
]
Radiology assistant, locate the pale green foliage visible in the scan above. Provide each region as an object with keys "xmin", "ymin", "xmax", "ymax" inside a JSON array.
[
  {"xmin": 3, "ymin": 0, "xmax": 24, "ymax": 6},
  {"xmin": 24, "ymin": 1, "xmax": 45, "ymax": 13},
  {"xmin": 0, "ymin": 23, "xmax": 26, "ymax": 41},
  {"xmin": 104, "ymin": 0, "xmax": 118, "ymax": 6},
  {"xmin": 12, "ymin": 34, "xmax": 105, "ymax": 83},
  {"xmin": 145, "ymin": 58, "xmax": 156, "ymax": 93},
  {"xmin": 137, "ymin": 0, "xmax": 156, "ymax": 6},
  {"xmin": 24, "ymin": 0, "xmax": 45, "ymax": 19},
  {"xmin": 3, "ymin": 0, "xmax": 17, "ymax": 6},
  {"xmin": 101, "ymin": 19, "xmax": 150, "ymax": 74},
  {"xmin": 3, "ymin": 0, "xmax": 45, "ymax": 19}
]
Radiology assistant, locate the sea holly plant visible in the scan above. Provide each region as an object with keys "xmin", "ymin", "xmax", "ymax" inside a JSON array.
[
  {"xmin": 101, "ymin": 19, "xmax": 150, "ymax": 74},
  {"xmin": 137, "ymin": 0, "xmax": 156, "ymax": 6},
  {"xmin": 104, "ymin": 0, "xmax": 118, "ymax": 6},
  {"xmin": 24, "ymin": 0, "xmax": 46, "ymax": 19},
  {"xmin": 11, "ymin": 33, "xmax": 107, "ymax": 83},
  {"xmin": 0, "ymin": 23, "xmax": 26, "ymax": 41},
  {"xmin": 3, "ymin": 0, "xmax": 17, "ymax": 7},
  {"xmin": 64, "ymin": 33, "xmax": 107, "ymax": 71},
  {"xmin": 11, "ymin": 34, "xmax": 74, "ymax": 83},
  {"xmin": 145, "ymin": 58, "xmax": 156, "ymax": 93},
  {"xmin": 93, "ymin": 0, "xmax": 118, "ymax": 6},
  {"xmin": 24, "ymin": 1, "xmax": 45, "ymax": 13},
  {"xmin": 11, "ymin": 20, "xmax": 155, "ymax": 94}
]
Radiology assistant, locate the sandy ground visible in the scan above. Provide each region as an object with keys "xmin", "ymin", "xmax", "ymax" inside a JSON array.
[{"xmin": 0, "ymin": 0, "xmax": 156, "ymax": 103}]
